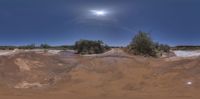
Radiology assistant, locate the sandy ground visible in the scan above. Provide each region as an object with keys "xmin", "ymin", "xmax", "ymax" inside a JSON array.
[{"xmin": 0, "ymin": 49, "xmax": 200, "ymax": 99}]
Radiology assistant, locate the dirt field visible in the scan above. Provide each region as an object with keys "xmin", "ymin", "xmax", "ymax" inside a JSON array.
[{"xmin": 0, "ymin": 49, "xmax": 200, "ymax": 99}]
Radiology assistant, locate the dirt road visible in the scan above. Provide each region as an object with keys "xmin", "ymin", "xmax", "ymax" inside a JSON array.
[{"xmin": 0, "ymin": 49, "xmax": 200, "ymax": 99}]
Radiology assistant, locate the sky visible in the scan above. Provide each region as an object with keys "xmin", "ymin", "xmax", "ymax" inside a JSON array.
[{"xmin": 0, "ymin": 0, "xmax": 200, "ymax": 46}]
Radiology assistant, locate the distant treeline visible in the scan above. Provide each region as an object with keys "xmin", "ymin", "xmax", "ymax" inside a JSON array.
[
  {"xmin": 0, "ymin": 31, "xmax": 172, "ymax": 57},
  {"xmin": 0, "ymin": 44, "xmax": 74, "ymax": 50},
  {"xmin": 173, "ymin": 45, "xmax": 200, "ymax": 50},
  {"xmin": 0, "ymin": 31, "xmax": 171, "ymax": 58}
]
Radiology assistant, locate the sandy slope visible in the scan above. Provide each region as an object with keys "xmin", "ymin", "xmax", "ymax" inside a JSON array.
[{"xmin": 0, "ymin": 49, "xmax": 200, "ymax": 99}]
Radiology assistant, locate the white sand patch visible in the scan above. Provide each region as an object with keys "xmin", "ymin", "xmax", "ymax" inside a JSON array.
[
  {"xmin": 82, "ymin": 49, "xmax": 129, "ymax": 57},
  {"xmin": 0, "ymin": 50, "xmax": 14, "ymax": 56},
  {"xmin": 0, "ymin": 49, "xmax": 24, "ymax": 56},
  {"xmin": 14, "ymin": 81, "xmax": 45, "ymax": 88},
  {"xmin": 24, "ymin": 49, "xmax": 44, "ymax": 53},
  {"xmin": 0, "ymin": 49, "xmax": 70, "ymax": 56},
  {"xmin": 174, "ymin": 50, "xmax": 200, "ymax": 57},
  {"xmin": 82, "ymin": 49, "xmax": 115, "ymax": 57},
  {"xmin": 166, "ymin": 50, "xmax": 200, "ymax": 61},
  {"xmin": 14, "ymin": 58, "xmax": 44, "ymax": 71},
  {"xmin": 47, "ymin": 50, "xmax": 62, "ymax": 54},
  {"xmin": 15, "ymin": 58, "xmax": 31, "ymax": 71}
]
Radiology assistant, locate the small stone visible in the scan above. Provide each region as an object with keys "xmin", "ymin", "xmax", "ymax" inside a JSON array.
[{"xmin": 187, "ymin": 81, "xmax": 192, "ymax": 85}]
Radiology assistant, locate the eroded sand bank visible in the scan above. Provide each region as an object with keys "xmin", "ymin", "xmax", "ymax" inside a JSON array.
[{"xmin": 0, "ymin": 49, "xmax": 199, "ymax": 99}]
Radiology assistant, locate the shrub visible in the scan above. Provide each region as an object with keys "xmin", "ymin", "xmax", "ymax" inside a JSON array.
[
  {"xmin": 159, "ymin": 44, "xmax": 170, "ymax": 52},
  {"xmin": 74, "ymin": 40, "xmax": 109, "ymax": 54},
  {"xmin": 127, "ymin": 31, "xmax": 156, "ymax": 56}
]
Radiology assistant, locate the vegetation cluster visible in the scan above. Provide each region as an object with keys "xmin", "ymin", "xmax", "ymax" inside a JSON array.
[
  {"xmin": 0, "ymin": 31, "xmax": 172, "ymax": 57},
  {"xmin": 127, "ymin": 31, "xmax": 170, "ymax": 57},
  {"xmin": 74, "ymin": 40, "xmax": 110, "ymax": 54}
]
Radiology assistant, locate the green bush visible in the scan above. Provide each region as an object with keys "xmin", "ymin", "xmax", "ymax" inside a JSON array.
[
  {"xmin": 127, "ymin": 31, "xmax": 170, "ymax": 57},
  {"xmin": 159, "ymin": 44, "xmax": 170, "ymax": 52},
  {"xmin": 74, "ymin": 40, "xmax": 110, "ymax": 54},
  {"xmin": 128, "ymin": 31, "xmax": 156, "ymax": 56}
]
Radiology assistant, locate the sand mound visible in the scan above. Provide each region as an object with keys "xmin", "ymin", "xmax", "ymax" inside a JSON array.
[
  {"xmin": 0, "ymin": 52, "xmax": 77, "ymax": 89},
  {"xmin": 0, "ymin": 49, "xmax": 200, "ymax": 99},
  {"xmin": 15, "ymin": 58, "xmax": 32, "ymax": 71}
]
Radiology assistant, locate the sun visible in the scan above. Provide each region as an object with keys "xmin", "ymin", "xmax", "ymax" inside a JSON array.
[{"xmin": 90, "ymin": 10, "xmax": 107, "ymax": 16}]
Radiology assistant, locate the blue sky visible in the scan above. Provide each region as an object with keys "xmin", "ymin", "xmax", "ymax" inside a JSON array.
[{"xmin": 0, "ymin": 0, "xmax": 200, "ymax": 46}]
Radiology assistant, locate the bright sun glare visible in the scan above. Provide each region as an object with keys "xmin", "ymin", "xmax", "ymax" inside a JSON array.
[{"xmin": 90, "ymin": 10, "xmax": 107, "ymax": 16}]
